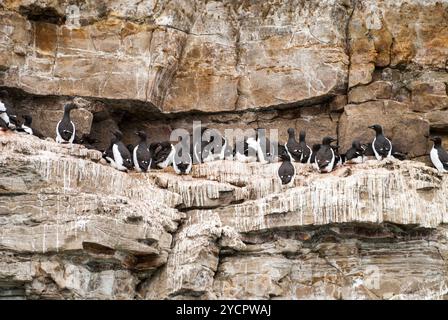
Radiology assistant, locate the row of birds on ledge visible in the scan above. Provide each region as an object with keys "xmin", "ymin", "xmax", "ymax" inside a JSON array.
[{"xmin": 2, "ymin": 101, "xmax": 448, "ymax": 185}]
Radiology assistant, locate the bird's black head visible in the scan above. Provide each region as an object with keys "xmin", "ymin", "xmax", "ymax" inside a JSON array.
[
  {"xmin": 287, "ymin": 128, "xmax": 295, "ymax": 137},
  {"xmin": 64, "ymin": 103, "xmax": 78, "ymax": 112},
  {"xmin": 176, "ymin": 162, "xmax": 189, "ymax": 174},
  {"xmin": 22, "ymin": 115, "xmax": 32, "ymax": 126},
  {"xmin": 124, "ymin": 158, "xmax": 133, "ymax": 169},
  {"xmin": 279, "ymin": 173, "xmax": 293, "ymax": 185},
  {"xmin": 368, "ymin": 124, "xmax": 383, "ymax": 134},
  {"xmin": 322, "ymin": 136, "xmax": 336, "ymax": 145},
  {"xmin": 135, "ymin": 130, "xmax": 147, "ymax": 140},
  {"xmin": 8, "ymin": 114, "xmax": 19, "ymax": 126},
  {"xmin": 299, "ymin": 130, "xmax": 306, "ymax": 141},
  {"xmin": 430, "ymin": 136, "xmax": 442, "ymax": 146}
]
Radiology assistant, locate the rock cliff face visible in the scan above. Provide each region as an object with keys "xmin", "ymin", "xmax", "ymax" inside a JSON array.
[
  {"xmin": 1, "ymin": 134, "xmax": 448, "ymax": 299},
  {"xmin": 1, "ymin": 0, "xmax": 448, "ymax": 300}
]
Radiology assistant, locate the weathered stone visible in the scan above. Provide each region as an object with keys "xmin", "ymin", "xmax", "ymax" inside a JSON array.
[
  {"xmin": 409, "ymin": 81, "xmax": 448, "ymax": 112},
  {"xmin": 2, "ymin": 0, "xmax": 448, "ymax": 301},
  {"xmin": 338, "ymin": 100, "xmax": 430, "ymax": 158},
  {"xmin": 348, "ymin": 81, "xmax": 393, "ymax": 104},
  {"xmin": 348, "ymin": 0, "xmax": 448, "ymax": 88},
  {"xmin": 2, "ymin": 134, "xmax": 448, "ymax": 299},
  {"xmin": 1, "ymin": 0, "xmax": 350, "ymax": 113}
]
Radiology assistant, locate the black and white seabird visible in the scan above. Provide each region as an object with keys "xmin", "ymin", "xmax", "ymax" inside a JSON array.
[
  {"xmin": 368, "ymin": 124, "xmax": 392, "ymax": 160},
  {"xmin": 344, "ymin": 140, "xmax": 365, "ymax": 164},
  {"xmin": 16, "ymin": 115, "xmax": 33, "ymax": 135},
  {"xmin": 391, "ymin": 145, "xmax": 407, "ymax": 161},
  {"xmin": 202, "ymin": 129, "xmax": 226, "ymax": 163},
  {"xmin": 103, "ymin": 136, "xmax": 116, "ymax": 167},
  {"xmin": 331, "ymin": 144, "xmax": 344, "ymax": 169},
  {"xmin": 298, "ymin": 130, "xmax": 312, "ymax": 163},
  {"xmin": 285, "ymin": 128, "xmax": 301, "ymax": 162},
  {"xmin": 0, "ymin": 100, "xmax": 17, "ymax": 130},
  {"xmin": 256, "ymin": 128, "xmax": 277, "ymax": 164},
  {"xmin": 56, "ymin": 103, "xmax": 78, "ymax": 143},
  {"xmin": 133, "ymin": 131, "xmax": 152, "ymax": 172},
  {"xmin": 430, "ymin": 136, "xmax": 448, "ymax": 173},
  {"xmin": 173, "ymin": 140, "xmax": 192, "ymax": 175},
  {"xmin": 77, "ymin": 134, "xmax": 98, "ymax": 150},
  {"xmin": 315, "ymin": 137, "xmax": 336, "ymax": 173},
  {"xmin": 310, "ymin": 143, "xmax": 321, "ymax": 170},
  {"xmin": 223, "ymin": 138, "xmax": 234, "ymax": 161},
  {"xmin": 152, "ymin": 141, "xmax": 175, "ymax": 169},
  {"xmin": 277, "ymin": 145, "xmax": 296, "ymax": 186},
  {"xmin": 191, "ymin": 126, "xmax": 209, "ymax": 164},
  {"xmin": 16, "ymin": 115, "xmax": 44, "ymax": 139},
  {"xmin": 110, "ymin": 130, "xmax": 133, "ymax": 171},
  {"xmin": 235, "ymin": 134, "xmax": 258, "ymax": 163}
]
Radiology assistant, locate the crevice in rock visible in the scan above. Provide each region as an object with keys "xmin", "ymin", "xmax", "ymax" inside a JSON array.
[{"xmin": 18, "ymin": 4, "xmax": 66, "ymax": 25}]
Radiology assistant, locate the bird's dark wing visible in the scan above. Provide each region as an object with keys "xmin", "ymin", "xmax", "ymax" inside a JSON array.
[
  {"xmin": 437, "ymin": 148, "xmax": 448, "ymax": 170},
  {"xmin": 345, "ymin": 147, "xmax": 362, "ymax": 160},
  {"xmin": 102, "ymin": 145, "xmax": 114, "ymax": 162},
  {"xmin": 363, "ymin": 143, "xmax": 374, "ymax": 156},
  {"xmin": 117, "ymin": 142, "xmax": 132, "ymax": 159},
  {"xmin": 286, "ymin": 141, "xmax": 301, "ymax": 161},
  {"xmin": 316, "ymin": 147, "xmax": 333, "ymax": 169},
  {"xmin": 136, "ymin": 143, "xmax": 151, "ymax": 168},
  {"xmin": 152, "ymin": 142, "xmax": 172, "ymax": 163},
  {"xmin": 58, "ymin": 120, "xmax": 75, "ymax": 141}
]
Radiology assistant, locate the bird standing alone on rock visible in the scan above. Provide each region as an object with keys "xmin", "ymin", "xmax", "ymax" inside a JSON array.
[
  {"xmin": 56, "ymin": 103, "xmax": 78, "ymax": 144},
  {"xmin": 430, "ymin": 136, "xmax": 448, "ymax": 173},
  {"xmin": 369, "ymin": 124, "xmax": 392, "ymax": 160}
]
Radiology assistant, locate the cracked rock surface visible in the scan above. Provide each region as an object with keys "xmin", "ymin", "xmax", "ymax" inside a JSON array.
[
  {"xmin": 1, "ymin": 0, "xmax": 448, "ymax": 300},
  {"xmin": 1, "ymin": 134, "xmax": 448, "ymax": 299}
]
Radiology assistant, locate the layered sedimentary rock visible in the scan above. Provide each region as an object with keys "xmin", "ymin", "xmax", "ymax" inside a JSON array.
[
  {"xmin": 1, "ymin": 0, "xmax": 448, "ymax": 300},
  {"xmin": 0, "ymin": 0, "xmax": 349, "ymax": 113},
  {"xmin": 1, "ymin": 134, "xmax": 448, "ymax": 299},
  {"xmin": 1, "ymin": 0, "xmax": 447, "ymax": 158}
]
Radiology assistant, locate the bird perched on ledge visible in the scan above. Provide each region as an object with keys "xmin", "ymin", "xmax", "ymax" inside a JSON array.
[
  {"xmin": 277, "ymin": 145, "xmax": 295, "ymax": 186},
  {"xmin": 369, "ymin": 124, "xmax": 392, "ymax": 160},
  {"xmin": 430, "ymin": 136, "xmax": 448, "ymax": 173},
  {"xmin": 315, "ymin": 136, "xmax": 336, "ymax": 173},
  {"xmin": 0, "ymin": 100, "xmax": 18, "ymax": 131},
  {"xmin": 56, "ymin": 103, "xmax": 78, "ymax": 144},
  {"xmin": 133, "ymin": 131, "xmax": 152, "ymax": 172}
]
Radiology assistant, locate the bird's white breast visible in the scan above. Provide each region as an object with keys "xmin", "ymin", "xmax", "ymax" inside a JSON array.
[
  {"xmin": 157, "ymin": 145, "xmax": 175, "ymax": 168},
  {"xmin": 320, "ymin": 148, "xmax": 335, "ymax": 173},
  {"xmin": 133, "ymin": 146, "xmax": 141, "ymax": 172},
  {"xmin": 112, "ymin": 144, "xmax": 126, "ymax": 171},
  {"xmin": 430, "ymin": 147, "xmax": 447, "ymax": 172}
]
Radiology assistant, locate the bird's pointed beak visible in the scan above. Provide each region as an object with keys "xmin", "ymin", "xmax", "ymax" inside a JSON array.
[
  {"xmin": 430, "ymin": 138, "xmax": 435, "ymax": 142},
  {"xmin": 368, "ymin": 125, "xmax": 374, "ymax": 129}
]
